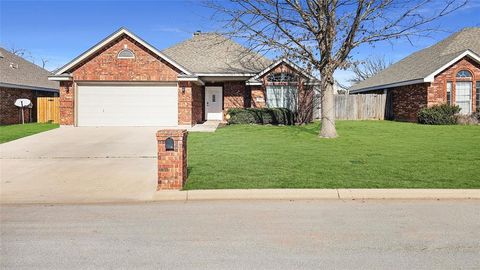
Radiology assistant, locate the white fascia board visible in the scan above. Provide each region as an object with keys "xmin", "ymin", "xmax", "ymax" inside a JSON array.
[
  {"xmin": 253, "ymin": 58, "xmax": 318, "ymax": 81},
  {"xmin": 55, "ymin": 28, "xmax": 192, "ymax": 76},
  {"xmin": 195, "ymin": 73, "xmax": 257, "ymax": 76},
  {"xmin": 349, "ymin": 79, "xmax": 426, "ymax": 93},
  {"xmin": 177, "ymin": 77, "xmax": 205, "ymax": 85},
  {"xmin": 48, "ymin": 75, "xmax": 73, "ymax": 81},
  {"xmin": 245, "ymin": 81, "xmax": 262, "ymax": 85},
  {"xmin": 424, "ymin": 50, "xmax": 480, "ymax": 82}
]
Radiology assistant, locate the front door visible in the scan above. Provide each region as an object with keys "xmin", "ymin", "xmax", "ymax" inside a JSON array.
[{"xmin": 205, "ymin": 86, "xmax": 223, "ymax": 120}]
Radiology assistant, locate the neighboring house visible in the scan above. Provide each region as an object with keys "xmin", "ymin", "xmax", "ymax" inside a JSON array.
[
  {"xmin": 350, "ymin": 27, "xmax": 480, "ymax": 121},
  {"xmin": 49, "ymin": 28, "xmax": 317, "ymax": 127},
  {"xmin": 0, "ymin": 47, "xmax": 58, "ymax": 125}
]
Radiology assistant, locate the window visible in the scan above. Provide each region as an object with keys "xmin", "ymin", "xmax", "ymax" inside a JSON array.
[
  {"xmin": 212, "ymin": 94, "xmax": 216, "ymax": 102},
  {"xmin": 446, "ymin": 81, "xmax": 452, "ymax": 105},
  {"xmin": 267, "ymin": 72, "xmax": 297, "ymax": 82},
  {"xmin": 117, "ymin": 48, "xmax": 135, "ymax": 59},
  {"xmin": 476, "ymin": 81, "xmax": 480, "ymax": 109},
  {"xmin": 455, "ymin": 81, "xmax": 472, "ymax": 114},
  {"xmin": 456, "ymin": 70, "xmax": 472, "ymax": 78},
  {"xmin": 266, "ymin": 85, "xmax": 297, "ymax": 111}
]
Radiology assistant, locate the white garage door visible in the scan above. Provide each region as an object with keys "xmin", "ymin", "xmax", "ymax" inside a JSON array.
[{"xmin": 77, "ymin": 85, "xmax": 178, "ymax": 126}]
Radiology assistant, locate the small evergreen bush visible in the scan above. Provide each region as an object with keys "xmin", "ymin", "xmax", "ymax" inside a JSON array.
[
  {"xmin": 417, "ymin": 104, "xmax": 460, "ymax": 125},
  {"xmin": 227, "ymin": 108, "xmax": 295, "ymax": 125}
]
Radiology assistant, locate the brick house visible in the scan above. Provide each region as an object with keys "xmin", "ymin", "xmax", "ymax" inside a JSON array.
[
  {"xmin": 49, "ymin": 28, "xmax": 318, "ymax": 127},
  {"xmin": 0, "ymin": 48, "xmax": 58, "ymax": 125},
  {"xmin": 350, "ymin": 27, "xmax": 480, "ymax": 121}
]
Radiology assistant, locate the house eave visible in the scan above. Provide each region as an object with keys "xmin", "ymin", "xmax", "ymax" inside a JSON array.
[
  {"xmin": 177, "ymin": 76, "xmax": 205, "ymax": 85},
  {"xmin": 0, "ymin": 82, "xmax": 59, "ymax": 92},
  {"xmin": 349, "ymin": 79, "xmax": 426, "ymax": 93},
  {"xmin": 48, "ymin": 74, "xmax": 73, "ymax": 81}
]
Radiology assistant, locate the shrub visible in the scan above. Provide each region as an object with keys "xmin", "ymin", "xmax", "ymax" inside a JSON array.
[
  {"xmin": 227, "ymin": 108, "xmax": 295, "ymax": 125},
  {"xmin": 473, "ymin": 107, "xmax": 480, "ymax": 122},
  {"xmin": 417, "ymin": 104, "xmax": 460, "ymax": 125},
  {"xmin": 456, "ymin": 114, "xmax": 479, "ymax": 125}
]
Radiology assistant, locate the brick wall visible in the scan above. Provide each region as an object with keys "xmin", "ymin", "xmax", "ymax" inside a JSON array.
[
  {"xmin": 430, "ymin": 56, "xmax": 479, "ymax": 112},
  {"xmin": 192, "ymin": 83, "xmax": 204, "ymax": 124},
  {"xmin": 178, "ymin": 81, "xmax": 204, "ymax": 125},
  {"xmin": 71, "ymin": 35, "xmax": 179, "ymax": 81},
  {"xmin": 59, "ymin": 81, "xmax": 74, "ymax": 125},
  {"xmin": 250, "ymin": 85, "xmax": 266, "ymax": 108},
  {"xmin": 156, "ymin": 129, "xmax": 188, "ymax": 190},
  {"xmin": 0, "ymin": 87, "xmax": 55, "ymax": 125},
  {"xmin": 224, "ymin": 81, "xmax": 247, "ymax": 112},
  {"xmin": 390, "ymin": 83, "xmax": 429, "ymax": 122}
]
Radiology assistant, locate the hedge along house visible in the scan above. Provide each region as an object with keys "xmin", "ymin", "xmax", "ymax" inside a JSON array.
[
  {"xmin": 350, "ymin": 27, "xmax": 480, "ymax": 122},
  {"xmin": 0, "ymin": 47, "xmax": 58, "ymax": 125},
  {"xmin": 49, "ymin": 28, "xmax": 318, "ymax": 127}
]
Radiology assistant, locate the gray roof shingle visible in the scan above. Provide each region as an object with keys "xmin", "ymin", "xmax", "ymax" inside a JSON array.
[
  {"xmin": 162, "ymin": 33, "xmax": 272, "ymax": 74},
  {"xmin": 0, "ymin": 47, "xmax": 58, "ymax": 91},
  {"xmin": 350, "ymin": 27, "xmax": 480, "ymax": 92}
]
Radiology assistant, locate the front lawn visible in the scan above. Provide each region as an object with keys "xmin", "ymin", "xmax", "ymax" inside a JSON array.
[
  {"xmin": 186, "ymin": 121, "xmax": 480, "ymax": 189},
  {"xmin": 0, "ymin": 123, "xmax": 59, "ymax": 143}
]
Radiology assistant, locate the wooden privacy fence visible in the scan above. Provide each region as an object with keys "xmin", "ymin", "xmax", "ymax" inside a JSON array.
[
  {"xmin": 334, "ymin": 94, "xmax": 386, "ymax": 120},
  {"xmin": 37, "ymin": 97, "xmax": 60, "ymax": 123}
]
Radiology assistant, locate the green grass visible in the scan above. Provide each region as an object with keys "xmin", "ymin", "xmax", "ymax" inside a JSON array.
[
  {"xmin": 0, "ymin": 123, "xmax": 59, "ymax": 143},
  {"xmin": 185, "ymin": 121, "xmax": 480, "ymax": 189}
]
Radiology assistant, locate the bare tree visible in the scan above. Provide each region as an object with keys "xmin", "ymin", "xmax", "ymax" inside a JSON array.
[
  {"xmin": 9, "ymin": 46, "xmax": 27, "ymax": 57},
  {"xmin": 349, "ymin": 56, "xmax": 391, "ymax": 84},
  {"xmin": 207, "ymin": 0, "xmax": 466, "ymax": 138},
  {"xmin": 41, "ymin": 58, "xmax": 50, "ymax": 69}
]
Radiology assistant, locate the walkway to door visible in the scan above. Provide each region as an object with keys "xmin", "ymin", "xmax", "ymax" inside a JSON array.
[{"xmin": 189, "ymin": 120, "xmax": 221, "ymax": 132}]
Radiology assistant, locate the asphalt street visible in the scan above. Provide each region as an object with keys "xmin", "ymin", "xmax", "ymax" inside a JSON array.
[{"xmin": 1, "ymin": 200, "xmax": 479, "ymax": 269}]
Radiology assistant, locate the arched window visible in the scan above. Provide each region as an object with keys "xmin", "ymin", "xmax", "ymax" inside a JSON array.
[
  {"xmin": 267, "ymin": 72, "xmax": 297, "ymax": 82},
  {"xmin": 456, "ymin": 70, "xmax": 472, "ymax": 78},
  {"xmin": 117, "ymin": 48, "xmax": 135, "ymax": 59}
]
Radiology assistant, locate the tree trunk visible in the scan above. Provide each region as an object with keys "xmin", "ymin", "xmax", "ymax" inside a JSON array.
[{"xmin": 319, "ymin": 74, "xmax": 338, "ymax": 138}]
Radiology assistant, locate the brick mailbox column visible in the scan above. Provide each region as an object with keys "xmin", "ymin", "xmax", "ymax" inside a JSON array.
[{"xmin": 156, "ymin": 129, "xmax": 188, "ymax": 190}]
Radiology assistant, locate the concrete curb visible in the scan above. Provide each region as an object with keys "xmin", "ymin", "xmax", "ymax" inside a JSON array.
[{"xmin": 153, "ymin": 189, "xmax": 480, "ymax": 201}]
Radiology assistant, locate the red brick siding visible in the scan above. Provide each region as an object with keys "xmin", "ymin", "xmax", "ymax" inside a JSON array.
[
  {"xmin": 192, "ymin": 83, "xmax": 203, "ymax": 124},
  {"xmin": 71, "ymin": 34, "xmax": 180, "ymax": 81},
  {"xmin": 224, "ymin": 81, "xmax": 247, "ymax": 112},
  {"xmin": 177, "ymin": 82, "xmax": 203, "ymax": 125},
  {"xmin": 59, "ymin": 81, "xmax": 74, "ymax": 125},
  {"xmin": 297, "ymin": 84, "xmax": 315, "ymax": 123},
  {"xmin": 178, "ymin": 82, "xmax": 193, "ymax": 125},
  {"xmin": 250, "ymin": 85, "xmax": 266, "ymax": 108},
  {"xmin": 431, "ymin": 56, "xmax": 479, "ymax": 112},
  {"xmin": 156, "ymin": 129, "xmax": 188, "ymax": 190},
  {"xmin": 0, "ymin": 87, "xmax": 55, "ymax": 125},
  {"xmin": 391, "ymin": 83, "xmax": 429, "ymax": 122}
]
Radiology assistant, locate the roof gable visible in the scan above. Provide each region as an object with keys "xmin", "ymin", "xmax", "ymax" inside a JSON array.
[
  {"xmin": 55, "ymin": 28, "xmax": 191, "ymax": 75},
  {"xmin": 253, "ymin": 58, "xmax": 318, "ymax": 81}
]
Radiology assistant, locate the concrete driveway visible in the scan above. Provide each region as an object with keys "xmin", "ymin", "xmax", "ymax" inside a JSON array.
[{"xmin": 1, "ymin": 127, "xmax": 162, "ymax": 204}]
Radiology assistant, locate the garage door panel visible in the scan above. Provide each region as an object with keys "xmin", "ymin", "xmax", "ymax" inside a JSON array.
[{"xmin": 77, "ymin": 85, "xmax": 178, "ymax": 126}]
